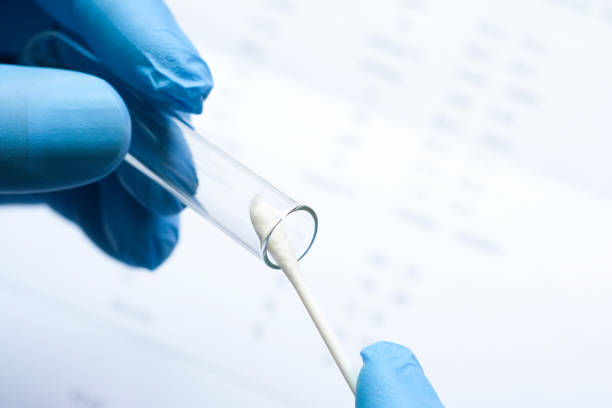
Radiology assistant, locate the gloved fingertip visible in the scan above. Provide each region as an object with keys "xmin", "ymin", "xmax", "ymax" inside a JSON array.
[
  {"xmin": 162, "ymin": 56, "xmax": 213, "ymax": 114},
  {"xmin": 360, "ymin": 341, "xmax": 418, "ymax": 365},
  {"xmin": 142, "ymin": 215, "xmax": 179, "ymax": 270},
  {"xmin": 111, "ymin": 212, "xmax": 179, "ymax": 270},
  {"xmin": 0, "ymin": 65, "xmax": 131, "ymax": 193},
  {"xmin": 357, "ymin": 342, "xmax": 444, "ymax": 408},
  {"xmin": 94, "ymin": 175, "xmax": 181, "ymax": 270},
  {"xmin": 34, "ymin": 0, "xmax": 214, "ymax": 113}
]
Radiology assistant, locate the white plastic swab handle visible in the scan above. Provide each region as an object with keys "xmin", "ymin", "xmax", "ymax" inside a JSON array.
[
  {"xmin": 285, "ymin": 270, "xmax": 357, "ymax": 394},
  {"xmin": 249, "ymin": 195, "xmax": 357, "ymax": 395}
]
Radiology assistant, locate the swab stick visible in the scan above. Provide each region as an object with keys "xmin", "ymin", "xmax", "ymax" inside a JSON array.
[{"xmin": 250, "ymin": 195, "xmax": 357, "ymax": 395}]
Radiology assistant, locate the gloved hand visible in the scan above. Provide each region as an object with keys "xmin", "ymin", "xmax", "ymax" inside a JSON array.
[
  {"xmin": 356, "ymin": 342, "xmax": 444, "ymax": 408},
  {"xmin": 0, "ymin": 0, "xmax": 213, "ymax": 269}
]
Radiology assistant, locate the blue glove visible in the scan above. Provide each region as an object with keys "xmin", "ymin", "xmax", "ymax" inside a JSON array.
[
  {"xmin": 356, "ymin": 342, "xmax": 444, "ymax": 408},
  {"xmin": 0, "ymin": 0, "xmax": 213, "ymax": 269}
]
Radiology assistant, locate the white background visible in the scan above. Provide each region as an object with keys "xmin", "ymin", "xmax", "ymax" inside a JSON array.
[{"xmin": 1, "ymin": 0, "xmax": 612, "ymax": 406}]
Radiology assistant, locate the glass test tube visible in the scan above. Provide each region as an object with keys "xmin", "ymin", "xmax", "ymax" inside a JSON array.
[
  {"xmin": 20, "ymin": 30, "xmax": 317, "ymax": 268},
  {"xmin": 125, "ymin": 107, "xmax": 318, "ymax": 269}
]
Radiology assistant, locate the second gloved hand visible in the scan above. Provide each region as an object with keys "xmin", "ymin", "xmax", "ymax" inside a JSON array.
[{"xmin": 356, "ymin": 342, "xmax": 444, "ymax": 408}]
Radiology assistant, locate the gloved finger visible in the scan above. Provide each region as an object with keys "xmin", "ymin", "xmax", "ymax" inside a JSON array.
[
  {"xmin": 0, "ymin": 64, "xmax": 130, "ymax": 194},
  {"xmin": 21, "ymin": 31, "xmax": 199, "ymax": 216},
  {"xmin": 46, "ymin": 173, "xmax": 179, "ymax": 270},
  {"xmin": 33, "ymin": 0, "xmax": 213, "ymax": 114},
  {"xmin": 356, "ymin": 342, "xmax": 444, "ymax": 408}
]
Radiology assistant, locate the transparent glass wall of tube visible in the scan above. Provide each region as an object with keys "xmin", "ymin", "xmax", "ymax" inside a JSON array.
[
  {"xmin": 126, "ymin": 110, "xmax": 318, "ymax": 269},
  {"xmin": 20, "ymin": 29, "xmax": 317, "ymax": 268}
]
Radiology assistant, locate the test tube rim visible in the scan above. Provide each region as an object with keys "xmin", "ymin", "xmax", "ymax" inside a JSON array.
[{"xmin": 260, "ymin": 204, "xmax": 318, "ymax": 269}]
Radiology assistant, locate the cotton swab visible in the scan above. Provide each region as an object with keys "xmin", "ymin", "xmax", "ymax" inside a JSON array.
[{"xmin": 250, "ymin": 195, "xmax": 357, "ymax": 395}]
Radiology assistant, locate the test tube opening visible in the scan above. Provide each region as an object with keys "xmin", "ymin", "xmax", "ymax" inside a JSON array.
[{"xmin": 260, "ymin": 205, "xmax": 318, "ymax": 269}]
